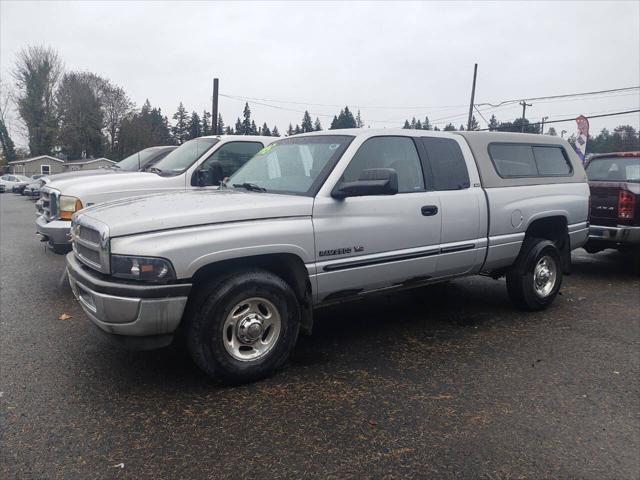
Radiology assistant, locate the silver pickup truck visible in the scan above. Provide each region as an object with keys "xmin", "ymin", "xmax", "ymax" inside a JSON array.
[
  {"xmin": 36, "ymin": 136, "xmax": 273, "ymax": 252},
  {"xmin": 66, "ymin": 130, "xmax": 589, "ymax": 383}
]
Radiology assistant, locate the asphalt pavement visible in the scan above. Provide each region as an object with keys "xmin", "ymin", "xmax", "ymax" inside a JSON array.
[{"xmin": 1, "ymin": 192, "xmax": 639, "ymax": 479}]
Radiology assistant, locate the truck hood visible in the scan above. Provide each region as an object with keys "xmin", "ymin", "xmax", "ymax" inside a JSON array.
[
  {"xmin": 44, "ymin": 168, "xmax": 116, "ymax": 184},
  {"xmin": 78, "ymin": 189, "xmax": 314, "ymax": 237},
  {"xmin": 46, "ymin": 171, "xmax": 163, "ymax": 198}
]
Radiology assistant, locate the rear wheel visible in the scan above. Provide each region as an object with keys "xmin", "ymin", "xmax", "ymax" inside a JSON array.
[
  {"xmin": 185, "ymin": 269, "xmax": 300, "ymax": 384},
  {"xmin": 507, "ymin": 238, "xmax": 563, "ymax": 311}
]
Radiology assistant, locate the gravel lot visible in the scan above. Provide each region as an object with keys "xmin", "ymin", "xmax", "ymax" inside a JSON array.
[{"xmin": 1, "ymin": 192, "xmax": 639, "ymax": 479}]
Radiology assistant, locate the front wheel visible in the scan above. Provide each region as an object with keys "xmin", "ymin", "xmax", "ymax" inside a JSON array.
[
  {"xmin": 185, "ymin": 269, "xmax": 300, "ymax": 384},
  {"xmin": 506, "ymin": 238, "xmax": 563, "ymax": 311}
]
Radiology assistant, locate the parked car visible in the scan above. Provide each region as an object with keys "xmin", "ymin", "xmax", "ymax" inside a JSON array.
[
  {"xmin": 37, "ymin": 136, "xmax": 273, "ymax": 253},
  {"xmin": 23, "ymin": 180, "xmax": 43, "ymax": 198},
  {"xmin": 66, "ymin": 130, "xmax": 589, "ymax": 384},
  {"xmin": 0, "ymin": 174, "xmax": 30, "ymax": 193},
  {"xmin": 583, "ymin": 151, "xmax": 640, "ymax": 253},
  {"xmin": 0, "ymin": 184, "xmax": 5, "ymax": 193},
  {"xmin": 37, "ymin": 146, "xmax": 177, "ymax": 188}
]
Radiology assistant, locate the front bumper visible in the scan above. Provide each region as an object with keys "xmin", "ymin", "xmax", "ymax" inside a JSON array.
[
  {"xmin": 588, "ymin": 224, "xmax": 640, "ymax": 245},
  {"xmin": 36, "ymin": 215, "xmax": 71, "ymax": 246},
  {"xmin": 66, "ymin": 253, "xmax": 191, "ymax": 347}
]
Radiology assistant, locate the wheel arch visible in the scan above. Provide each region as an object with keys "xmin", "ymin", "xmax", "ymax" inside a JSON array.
[
  {"xmin": 522, "ymin": 214, "xmax": 571, "ymax": 273},
  {"xmin": 190, "ymin": 253, "xmax": 314, "ymax": 335}
]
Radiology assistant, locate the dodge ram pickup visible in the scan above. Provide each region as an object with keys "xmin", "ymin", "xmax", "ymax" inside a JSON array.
[
  {"xmin": 66, "ymin": 130, "xmax": 589, "ymax": 383},
  {"xmin": 37, "ymin": 136, "xmax": 274, "ymax": 253}
]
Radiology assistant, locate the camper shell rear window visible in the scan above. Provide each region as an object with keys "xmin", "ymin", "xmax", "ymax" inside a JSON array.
[{"xmin": 488, "ymin": 143, "xmax": 573, "ymax": 178}]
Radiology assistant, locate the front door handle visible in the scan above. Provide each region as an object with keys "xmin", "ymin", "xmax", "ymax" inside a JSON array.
[{"xmin": 421, "ymin": 205, "xmax": 438, "ymax": 216}]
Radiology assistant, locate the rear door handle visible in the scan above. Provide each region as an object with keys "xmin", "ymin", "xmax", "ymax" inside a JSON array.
[{"xmin": 421, "ymin": 205, "xmax": 438, "ymax": 216}]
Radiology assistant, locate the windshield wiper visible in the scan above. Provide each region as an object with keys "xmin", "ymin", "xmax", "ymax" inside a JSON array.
[
  {"xmin": 148, "ymin": 167, "xmax": 164, "ymax": 175},
  {"xmin": 233, "ymin": 182, "xmax": 267, "ymax": 192}
]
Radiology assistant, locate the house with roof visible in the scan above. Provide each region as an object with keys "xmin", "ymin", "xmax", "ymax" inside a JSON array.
[{"xmin": 8, "ymin": 155, "xmax": 115, "ymax": 177}]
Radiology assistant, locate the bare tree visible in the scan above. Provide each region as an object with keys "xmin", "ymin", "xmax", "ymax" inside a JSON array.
[
  {"xmin": 12, "ymin": 45, "xmax": 63, "ymax": 155},
  {"xmin": 101, "ymin": 84, "xmax": 134, "ymax": 156}
]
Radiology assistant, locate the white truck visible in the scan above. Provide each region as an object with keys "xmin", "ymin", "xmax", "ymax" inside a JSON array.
[
  {"xmin": 36, "ymin": 136, "xmax": 274, "ymax": 252},
  {"xmin": 66, "ymin": 130, "xmax": 590, "ymax": 384}
]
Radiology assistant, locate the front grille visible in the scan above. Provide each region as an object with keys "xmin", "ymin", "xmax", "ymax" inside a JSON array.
[
  {"xmin": 79, "ymin": 225, "xmax": 101, "ymax": 244},
  {"xmin": 38, "ymin": 188, "xmax": 59, "ymax": 220},
  {"xmin": 72, "ymin": 216, "xmax": 110, "ymax": 274},
  {"xmin": 76, "ymin": 243, "xmax": 102, "ymax": 266}
]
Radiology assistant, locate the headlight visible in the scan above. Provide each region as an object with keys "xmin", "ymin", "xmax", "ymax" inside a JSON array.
[
  {"xmin": 111, "ymin": 255, "xmax": 176, "ymax": 282},
  {"xmin": 59, "ymin": 195, "xmax": 83, "ymax": 220}
]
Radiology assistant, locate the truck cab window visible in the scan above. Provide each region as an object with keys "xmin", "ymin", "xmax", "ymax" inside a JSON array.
[
  {"xmin": 420, "ymin": 137, "xmax": 470, "ymax": 190},
  {"xmin": 196, "ymin": 141, "xmax": 263, "ymax": 186},
  {"xmin": 341, "ymin": 136, "xmax": 425, "ymax": 193}
]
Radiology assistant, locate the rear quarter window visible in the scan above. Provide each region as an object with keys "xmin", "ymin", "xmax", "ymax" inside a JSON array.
[
  {"xmin": 489, "ymin": 143, "xmax": 572, "ymax": 178},
  {"xmin": 420, "ymin": 137, "xmax": 470, "ymax": 190}
]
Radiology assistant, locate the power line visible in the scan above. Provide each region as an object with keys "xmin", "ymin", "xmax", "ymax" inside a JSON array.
[
  {"xmin": 478, "ymin": 109, "xmax": 640, "ymax": 131},
  {"xmin": 475, "ymin": 86, "xmax": 639, "ymax": 108}
]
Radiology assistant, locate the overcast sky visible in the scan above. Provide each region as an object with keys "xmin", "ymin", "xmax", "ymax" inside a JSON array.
[{"xmin": 1, "ymin": 0, "xmax": 639, "ymax": 145}]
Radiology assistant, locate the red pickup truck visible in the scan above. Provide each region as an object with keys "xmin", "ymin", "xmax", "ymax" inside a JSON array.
[{"xmin": 584, "ymin": 151, "xmax": 640, "ymax": 254}]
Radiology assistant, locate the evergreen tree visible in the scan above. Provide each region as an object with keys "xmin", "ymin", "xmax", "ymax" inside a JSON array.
[
  {"xmin": 287, "ymin": 123, "xmax": 294, "ymax": 136},
  {"xmin": 201, "ymin": 110, "xmax": 211, "ymax": 135},
  {"xmin": 331, "ymin": 107, "xmax": 357, "ymax": 129},
  {"xmin": 411, "ymin": 117, "xmax": 417, "ymax": 129},
  {"xmin": 241, "ymin": 102, "xmax": 252, "ymax": 135},
  {"xmin": 423, "ymin": 117, "xmax": 432, "ymax": 130},
  {"xmin": 459, "ymin": 124, "xmax": 465, "ymax": 131},
  {"xmin": 188, "ymin": 111, "xmax": 202, "ymax": 139},
  {"xmin": 313, "ymin": 118, "xmax": 322, "ymax": 131},
  {"xmin": 547, "ymin": 127, "xmax": 558, "ymax": 136},
  {"xmin": 468, "ymin": 115, "xmax": 479, "ymax": 131},
  {"xmin": 488, "ymin": 114, "xmax": 499, "ymax": 131},
  {"xmin": 301, "ymin": 110, "xmax": 313, "ymax": 133},
  {"xmin": 330, "ymin": 116, "xmax": 339, "ymax": 130},
  {"xmin": 171, "ymin": 102, "xmax": 189, "ymax": 143},
  {"xmin": 0, "ymin": 118, "xmax": 17, "ymax": 162},
  {"xmin": 443, "ymin": 123, "xmax": 457, "ymax": 131},
  {"xmin": 356, "ymin": 110, "xmax": 364, "ymax": 128},
  {"xmin": 497, "ymin": 118, "xmax": 539, "ymax": 134},
  {"xmin": 261, "ymin": 122, "xmax": 271, "ymax": 136},
  {"xmin": 57, "ymin": 72, "xmax": 105, "ymax": 159},
  {"xmin": 294, "ymin": 124, "xmax": 302, "ymax": 135},
  {"xmin": 415, "ymin": 119, "xmax": 422, "ymax": 130},
  {"xmin": 115, "ymin": 101, "xmax": 173, "ymax": 159},
  {"xmin": 403, "ymin": 120, "xmax": 411, "ymax": 129},
  {"xmin": 235, "ymin": 118, "xmax": 242, "ymax": 135},
  {"xmin": 272, "ymin": 126, "xmax": 280, "ymax": 137},
  {"xmin": 250, "ymin": 120, "xmax": 258, "ymax": 135},
  {"xmin": 225, "ymin": 126, "xmax": 235, "ymax": 135},
  {"xmin": 217, "ymin": 114, "xmax": 224, "ymax": 136},
  {"xmin": 433, "ymin": 126, "xmax": 441, "ymax": 131},
  {"xmin": 13, "ymin": 46, "xmax": 62, "ymax": 155}
]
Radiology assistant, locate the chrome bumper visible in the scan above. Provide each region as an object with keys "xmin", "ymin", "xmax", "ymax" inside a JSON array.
[
  {"xmin": 36, "ymin": 215, "xmax": 71, "ymax": 245},
  {"xmin": 66, "ymin": 253, "xmax": 191, "ymax": 341},
  {"xmin": 588, "ymin": 224, "xmax": 640, "ymax": 245}
]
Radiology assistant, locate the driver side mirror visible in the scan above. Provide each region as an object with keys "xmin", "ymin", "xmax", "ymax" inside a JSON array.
[{"xmin": 331, "ymin": 168, "xmax": 399, "ymax": 199}]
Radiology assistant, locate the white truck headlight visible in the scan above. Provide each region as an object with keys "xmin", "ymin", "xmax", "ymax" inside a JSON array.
[
  {"xmin": 111, "ymin": 255, "xmax": 176, "ymax": 282},
  {"xmin": 59, "ymin": 195, "xmax": 83, "ymax": 220}
]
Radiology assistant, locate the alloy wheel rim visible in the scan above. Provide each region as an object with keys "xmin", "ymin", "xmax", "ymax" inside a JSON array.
[
  {"xmin": 222, "ymin": 297, "xmax": 282, "ymax": 362},
  {"xmin": 533, "ymin": 255, "xmax": 557, "ymax": 298}
]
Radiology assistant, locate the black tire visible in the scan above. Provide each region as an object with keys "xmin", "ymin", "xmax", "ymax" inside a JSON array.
[
  {"xmin": 506, "ymin": 237, "xmax": 563, "ymax": 311},
  {"xmin": 185, "ymin": 269, "xmax": 300, "ymax": 384}
]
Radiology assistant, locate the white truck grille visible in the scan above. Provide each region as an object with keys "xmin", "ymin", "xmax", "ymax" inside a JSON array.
[
  {"xmin": 72, "ymin": 216, "xmax": 110, "ymax": 274},
  {"xmin": 37, "ymin": 188, "xmax": 59, "ymax": 220}
]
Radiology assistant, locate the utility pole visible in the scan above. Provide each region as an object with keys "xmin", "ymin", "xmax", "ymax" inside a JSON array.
[
  {"xmin": 467, "ymin": 63, "xmax": 478, "ymax": 131},
  {"xmin": 540, "ymin": 116, "xmax": 548, "ymax": 135},
  {"xmin": 519, "ymin": 100, "xmax": 532, "ymax": 132},
  {"xmin": 212, "ymin": 78, "xmax": 219, "ymax": 135}
]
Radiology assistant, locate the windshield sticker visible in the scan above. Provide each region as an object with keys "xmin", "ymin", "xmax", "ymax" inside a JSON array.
[
  {"xmin": 329, "ymin": 144, "xmax": 339, "ymax": 150},
  {"xmin": 256, "ymin": 144, "xmax": 275, "ymax": 156}
]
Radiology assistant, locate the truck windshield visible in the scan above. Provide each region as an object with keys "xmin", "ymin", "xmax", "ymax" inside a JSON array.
[
  {"xmin": 115, "ymin": 148, "xmax": 160, "ymax": 171},
  {"xmin": 586, "ymin": 156, "xmax": 640, "ymax": 182},
  {"xmin": 228, "ymin": 135, "xmax": 353, "ymax": 195},
  {"xmin": 152, "ymin": 138, "xmax": 219, "ymax": 175}
]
